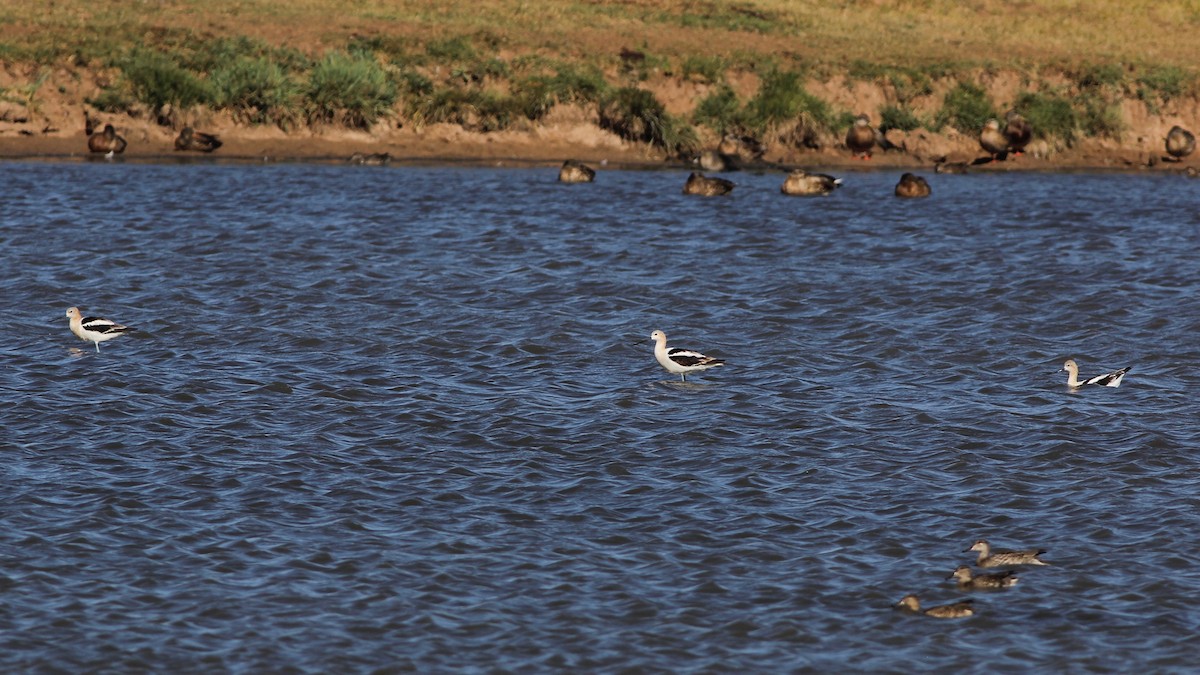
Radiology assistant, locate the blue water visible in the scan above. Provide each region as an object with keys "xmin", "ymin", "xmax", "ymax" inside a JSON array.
[{"xmin": 3, "ymin": 160, "xmax": 1200, "ymax": 671}]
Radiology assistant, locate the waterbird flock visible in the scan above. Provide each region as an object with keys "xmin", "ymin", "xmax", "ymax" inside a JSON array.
[{"xmin": 895, "ymin": 539, "xmax": 1050, "ymax": 619}]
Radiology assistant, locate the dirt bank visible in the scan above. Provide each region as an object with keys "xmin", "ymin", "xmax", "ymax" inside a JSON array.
[{"xmin": 0, "ymin": 62, "xmax": 1195, "ymax": 173}]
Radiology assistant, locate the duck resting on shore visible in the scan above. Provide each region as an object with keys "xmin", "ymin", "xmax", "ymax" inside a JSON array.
[{"xmin": 174, "ymin": 127, "xmax": 223, "ymax": 153}]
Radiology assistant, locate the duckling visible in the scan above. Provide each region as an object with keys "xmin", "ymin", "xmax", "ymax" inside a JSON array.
[
  {"xmin": 966, "ymin": 539, "xmax": 1049, "ymax": 567},
  {"xmin": 558, "ymin": 159, "xmax": 596, "ymax": 183},
  {"xmin": 683, "ymin": 172, "xmax": 734, "ymax": 196},
  {"xmin": 895, "ymin": 594, "xmax": 974, "ymax": 618},
  {"xmin": 87, "ymin": 124, "xmax": 127, "ymax": 155},
  {"xmin": 979, "ymin": 119, "xmax": 1008, "ymax": 162},
  {"xmin": 780, "ymin": 169, "xmax": 841, "ymax": 196},
  {"xmin": 1003, "ymin": 110, "xmax": 1033, "ymax": 156},
  {"xmin": 174, "ymin": 127, "xmax": 223, "ymax": 153},
  {"xmin": 948, "ymin": 565, "xmax": 1018, "ymax": 589},
  {"xmin": 1165, "ymin": 125, "xmax": 1195, "ymax": 161},
  {"xmin": 894, "ymin": 172, "xmax": 931, "ymax": 198},
  {"xmin": 845, "ymin": 113, "xmax": 876, "ymax": 160}
]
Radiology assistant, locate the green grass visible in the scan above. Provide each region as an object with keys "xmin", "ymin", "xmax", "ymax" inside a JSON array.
[
  {"xmin": 2, "ymin": 0, "xmax": 1199, "ymax": 152},
  {"xmin": 936, "ymin": 82, "xmax": 997, "ymax": 134},
  {"xmin": 305, "ymin": 51, "xmax": 396, "ymax": 128}
]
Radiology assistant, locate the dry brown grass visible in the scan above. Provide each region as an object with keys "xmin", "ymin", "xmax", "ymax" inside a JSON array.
[{"xmin": 2, "ymin": 0, "xmax": 1199, "ymax": 71}]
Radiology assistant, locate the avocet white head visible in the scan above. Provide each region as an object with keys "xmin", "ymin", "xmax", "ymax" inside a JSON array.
[
  {"xmin": 1062, "ymin": 359, "xmax": 1130, "ymax": 388},
  {"xmin": 66, "ymin": 306, "xmax": 133, "ymax": 352},
  {"xmin": 650, "ymin": 330, "xmax": 725, "ymax": 382}
]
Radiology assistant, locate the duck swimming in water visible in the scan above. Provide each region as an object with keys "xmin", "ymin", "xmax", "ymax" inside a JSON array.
[
  {"xmin": 780, "ymin": 169, "xmax": 841, "ymax": 196},
  {"xmin": 966, "ymin": 539, "xmax": 1049, "ymax": 567},
  {"xmin": 894, "ymin": 173, "xmax": 931, "ymax": 198},
  {"xmin": 683, "ymin": 172, "xmax": 734, "ymax": 196},
  {"xmin": 948, "ymin": 565, "xmax": 1018, "ymax": 589},
  {"xmin": 558, "ymin": 159, "xmax": 596, "ymax": 183},
  {"xmin": 895, "ymin": 594, "xmax": 974, "ymax": 618}
]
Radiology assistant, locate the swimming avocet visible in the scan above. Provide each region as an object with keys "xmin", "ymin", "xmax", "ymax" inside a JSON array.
[
  {"xmin": 66, "ymin": 306, "xmax": 133, "ymax": 352},
  {"xmin": 651, "ymin": 330, "xmax": 725, "ymax": 382},
  {"xmin": 1062, "ymin": 359, "xmax": 1130, "ymax": 388},
  {"xmin": 966, "ymin": 539, "xmax": 1049, "ymax": 568}
]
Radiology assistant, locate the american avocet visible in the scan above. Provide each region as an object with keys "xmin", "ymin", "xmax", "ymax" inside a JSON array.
[
  {"xmin": 780, "ymin": 169, "xmax": 841, "ymax": 196},
  {"xmin": 651, "ymin": 330, "xmax": 725, "ymax": 382},
  {"xmin": 66, "ymin": 307, "xmax": 133, "ymax": 352},
  {"xmin": 1063, "ymin": 359, "xmax": 1130, "ymax": 388},
  {"xmin": 894, "ymin": 172, "xmax": 931, "ymax": 198},
  {"xmin": 948, "ymin": 565, "xmax": 1019, "ymax": 590},
  {"xmin": 966, "ymin": 539, "xmax": 1049, "ymax": 568},
  {"xmin": 895, "ymin": 594, "xmax": 974, "ymax": 618}
]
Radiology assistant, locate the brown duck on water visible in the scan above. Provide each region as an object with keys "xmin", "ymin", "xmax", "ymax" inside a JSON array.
[
  {"xmin": 683, "ymin": 172, "xmax": 735, "ymax": 196},
  {"xmin": 895, "ymin": 594, "xmax": 974, "ymax": 618},
  {"xmin": 780, "ymin": 169, "xmax": 841, "ymax": 196},
  {"xmin": 558, "ymin": 159, "xmax": 596, "ymax": 183},
  {"xmin": 966, "ymin": 539, "xmax": 1050, "ymax": 567},
  {"xmin": 894, "ymin": 172, "xmax": 932, "ymax": 198},
  {"xmin": 948, "ymin": 565, "xmax": 1019, "ymax": 590}
]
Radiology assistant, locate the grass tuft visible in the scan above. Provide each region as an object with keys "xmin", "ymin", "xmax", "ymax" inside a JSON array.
[
  {"xmin": 211, "ymin": 57, "xmax": 300, "ymax": 127},
  {"xmin": 599, "ymin": 86, "xmax": 697, "ymax": 154},
  {"xmin": 305, "ymin": 51, "xmax": 396, "ymax": 128},
  {"xmin": 936, "ymin": 82, "xmax": 996, "ymax": 133}
]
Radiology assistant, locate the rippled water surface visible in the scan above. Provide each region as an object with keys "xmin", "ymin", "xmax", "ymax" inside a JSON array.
[{"xmin": 3, "ymin": 160, "xmax": 1200, "ymax": 671}]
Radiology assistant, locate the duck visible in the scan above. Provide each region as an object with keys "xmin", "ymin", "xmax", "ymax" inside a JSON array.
[
  {"xmin": 894, "ymin": 172, "xmax": 931, "ymax": 198},
  {"xmin": 979, "ymin": 119, "xmax": 1008, "ymax": 162},
  {"xmin": 650, "ymin": 330, "xmax": 725, "ymax": 382},
  {"xmin": 934, "ymin": 160, "xmax": 969, "ymax": 174},
  {"xmin": 683, "ymin": 172, "xmax": 734, "ymax": 196},
  {"xmin": 948, "ymin": 565, "xmax": 1018, "ymax": 589},
  {"xmin": 1003, "ymin": 110, "xmax": 1033, "ymax": 156},
  {"xmin": 349, "ymin": 152, "xmax": 391, "ymax": 166},
  {"xmin": 66, "ymin": 307, "xmax": 134, "ymax": 353},
  {"xmin": 695, "ymin": 150, "xmax": 735, "ymax": 172},
  {"xmin": 558, "ymin": 159, "xmax": 595, "ymax": 183},
  {"xmin": 895, "ymin": 594, "xmax": 974, "ymax": 618},
  {"xmin": 966, "ymin": 539, "xmax": 1049, "ymax": 567},
  {"xmin": 87, "ymin": 124, "xmax": 127, "ymax": 155},
  {"xmin": 780, "ymin": 169, "xmax": 841, "ymax": 196},
  {"xmin": 1063, "ymin": 359, "xmax": 1130, "ymax": 388},
  {"xmin": 1165, "ymin": 125, "xmax": 1195, "ymax": 161},
  {"xmin": 845, "ymin": 113, "xmax": 876, "ymax": 160},
  {"xmin": 174, "ymin": 127, "xmax": 223, "ymax": 153}
]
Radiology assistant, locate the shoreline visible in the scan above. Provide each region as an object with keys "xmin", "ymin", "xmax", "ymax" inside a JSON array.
[{"xmin": 0, "ymin": 122, "xmax": 1194, "ymax": 174}]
